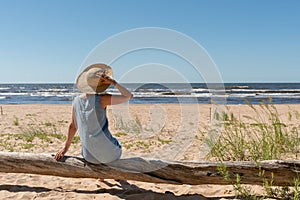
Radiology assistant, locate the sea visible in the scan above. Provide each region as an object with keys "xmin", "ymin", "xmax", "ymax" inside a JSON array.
[{"xmin": 0, "ymin": 83, "xmax": 299, "ymax": 105}]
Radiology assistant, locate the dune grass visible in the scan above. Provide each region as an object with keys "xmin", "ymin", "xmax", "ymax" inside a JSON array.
[
  {"xmin": 207, "ymin": 99, "xmax": 300, "ymax": 199},
  {"xmin": 113, "ymin": 114, "xmax": 143, "ymax": 134},
  {"xmin": 12, "ymin": 116, "xmax": 19, "ymax": 126},
  {"xmin": 0, "ymin": 120, "xmax": 68, "ymax": 152},
  {"xmin": 207, "ymin": 99, "xmax": 300, "ymax": 161}
]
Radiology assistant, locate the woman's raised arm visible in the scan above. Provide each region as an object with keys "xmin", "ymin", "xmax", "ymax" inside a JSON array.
[{"xmin": 98, "ymin": 73, "xmax": 133, "ymax": 108}]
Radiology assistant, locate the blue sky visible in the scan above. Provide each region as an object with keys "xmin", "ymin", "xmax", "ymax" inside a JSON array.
[{"xmin": 0, "ymin": 0, "xmax": 299, "ymax": 83}]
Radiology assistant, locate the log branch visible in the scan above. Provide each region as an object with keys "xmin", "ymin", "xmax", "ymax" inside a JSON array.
[{"xmin": 0, "ymin": 152, "xmax": 299, "ymax": 186}]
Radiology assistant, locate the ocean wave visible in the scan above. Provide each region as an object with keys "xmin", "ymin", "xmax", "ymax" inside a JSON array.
[
  {"xmin": 0, "ymin": 83, "xmax": 299, "ymax": 104},
  {"xmin": 38, "ymin": 88, "xmax": 70, "ymax": 92},
  {"xmin": 192, "ymin": 88, "xmax": 208, "ymax": 92},
  {"xmin": 134, "ymin": 93, "xmax": 210, "ymax": 98},
  {"xmin": 161, "ymin": 91, "xmax": 191, "ymax": 95},
  {"xmin": 133, "ymin": 93, "xmax": 260, "ymax": 98},
  {"xmin": 0, "ymin": 92, "xmax": 28, "ymax": 96},
  {"xmin": 228, "ymin": 93, "xmax": 257, "ymax": 97},
  {"xmin": 229, "ymin": 89, "xmax": 267, "ymax": 92},
  {"xmin": 257, "ymin": 93, "xmax": 300, "ymax": 97},
  {"xmin": 29, "ymin": 92, "xmax": 79, "ymax": 97},
  {"xmin": 228, "ymin": 89, "xmax": 300, "ymax": 94},
  {"xmin": 134, "ymin": 88, "xmax": 170, "ymax": 92},
  {"xmin": 0, "ymin": 87, "xmax": 10, "ymax": 90},
  {"xmin": 256, "ymin": 90, "xmax": 300, "ymax": 94},
  {"xmin": 227, "ymin": 85, "xmax": 250, "ymax": 89}
]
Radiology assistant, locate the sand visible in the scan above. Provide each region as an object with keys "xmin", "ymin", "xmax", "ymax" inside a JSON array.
[{"xmin": 0, "ymin": 103, "xmax": 299, "ymax": 199}]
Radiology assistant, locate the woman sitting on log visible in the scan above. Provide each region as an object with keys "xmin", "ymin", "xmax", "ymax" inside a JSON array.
[{"xmin": 55, "ymin": 64, "xmax": 133, "ymax": 164}]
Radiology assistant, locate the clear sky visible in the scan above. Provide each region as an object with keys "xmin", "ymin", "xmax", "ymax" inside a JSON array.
[{"xmin": 0, "ymin": 0, "xmax": 299, "ymax": 83}]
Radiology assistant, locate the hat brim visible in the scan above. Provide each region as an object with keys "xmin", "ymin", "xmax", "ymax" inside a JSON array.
[{"xmin": 76, "ymin": 63, "xmax": 113, "ymax": 94}]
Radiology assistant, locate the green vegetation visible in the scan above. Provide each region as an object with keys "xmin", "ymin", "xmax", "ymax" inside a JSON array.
[
  {"xmin": 0, "ymin": 120, "xmax": 67, "ymax": 152},
  {"xmin": 72, "ymin": 135, "xmax": 80, "ymax": 144},
  {"xmin": 157, "ymin": 137, "xmax": 172, "ymax": 144},
  {"xmin": 136, "ymin": 141, "xmax": 150, "ymax": 149},
  {"xmin": 207, "ymin": 99, "xmax": 300, "ymax": 161},
  {"xmin": 20, "ymin": 143, "xmax": 35, "ymax": 149},
  {"xmin": 122, "ymin": 141, "xmax": 134, "ymax": 150},
  {"xmin": 58, "ymin": 120, "xmax": 69, "ymax": 124},
  {"xmin": 13, "ymin": 116, "xmax": 19, "ymax": 126},
  {"xmin": 217, "ymin": 163, "xmax": 300, "ymax": 199},
  {"xmin": 114, "ymin": 114, "xmax": 143, "ymax": 134},
  {"xmin": 43, "ymin": 122, "xmax": 55, "ymax": 127},
  {"xmin": 18, "ymin": 125, "xmax": 55, "ymax": 143},
  {"xmin": 208, "ymin": 99, "xmax": 300, "ymax": 199},
  {"xmin": 121, "ymin": 140, "xmax": 156, "ymax": 151},
  {"xmin": 50, "ymin": 133, "xmax": 66, "ymax": 140},
  {"xmin": 25, "ymin": 113, "xmax": 37, "ymax": 117},
  {"xmin": 0, "ymin": 138, "xmax": 14, "ymax": 152},
  {"xmin": 115, "ymin": 132, "xmax": 128, "ymax": 137}
]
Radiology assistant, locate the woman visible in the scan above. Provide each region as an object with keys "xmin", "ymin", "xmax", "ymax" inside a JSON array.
[{"xmin": 55, "ymin": 63, "xmax": 133, "ymax": 164}]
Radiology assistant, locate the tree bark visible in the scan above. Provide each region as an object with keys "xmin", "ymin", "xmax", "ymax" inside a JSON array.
[{"xmin": 0, "ymin": 152, "xmax": 299, "ymax": 186}]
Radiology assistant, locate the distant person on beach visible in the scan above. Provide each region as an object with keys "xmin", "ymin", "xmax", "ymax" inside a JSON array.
[{"xmin": 55, "ymin": 63, "xmax": 133, "ymax": 164}]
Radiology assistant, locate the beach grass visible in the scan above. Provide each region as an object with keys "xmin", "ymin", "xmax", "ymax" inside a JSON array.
[
  {"xmin": 12, "ymin": 116, "xmax": 19, "ymax": 126},
  {"xmin": 207, "ymin": 99, "xmax": 300, "ymax": 161},
  {"xmin": 0, "ymin": 137, "xmax": 15, "ymax": 152},
  {"xmin": 113, "ymin": 114, "xmax": 168, "ymax": 152},
  {"xmin": 72, "ymin": 135, "xmax": 80, "ymax": 144},
  {"xmin": 113, "ymin": 114, "xmax": 143, "ymax": 134},
  {"xmin": 115, "ymin": 131, "xmax": 128, "ymax": 137},
  {"xmin": 0, "ymin": 119, "xmax": 67, "ymax": 152},
  {"xmin": 157, "ymin": 137, "xmax": 173, "ymax": 144},
  {"xmin": 217, "ymin": 165, "xmax": 300, "ymax": 199},
  {"xmin": 208, "ymin": 99, "xmax": 300, "ymax": 199}
]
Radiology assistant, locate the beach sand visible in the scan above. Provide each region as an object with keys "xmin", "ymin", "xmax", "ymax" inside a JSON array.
[{"xmin": 0, "ymin": 104, "xmax": 299, "ymax": 199}]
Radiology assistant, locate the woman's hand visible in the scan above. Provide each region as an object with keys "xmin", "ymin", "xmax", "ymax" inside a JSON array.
[
  {"xmin": 55, "ymin": 148, "xmax": 67, "ymax": 160},
  {"xmin": 55, "ymin": 108, "xmax": 77, "ymax": 161},
  {"xmin": 96, "ymin": 72, "xmax": 117, "ymax": 86}
]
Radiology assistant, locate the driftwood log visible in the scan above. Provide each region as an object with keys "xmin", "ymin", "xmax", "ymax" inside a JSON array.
[{"xmin": 0, "ymin": 152, "xmax": 299, "ymax": 186}]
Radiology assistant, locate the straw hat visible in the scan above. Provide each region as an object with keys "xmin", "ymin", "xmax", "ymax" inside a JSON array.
[{"xmin": 76, "ymin": 63, "xmax": 113, "ymax": 93}]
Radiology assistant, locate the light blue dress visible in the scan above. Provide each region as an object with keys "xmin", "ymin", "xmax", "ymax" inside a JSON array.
[{"xmin": 73, "ymin": 94, "xmax": 122, "ymax": 164}]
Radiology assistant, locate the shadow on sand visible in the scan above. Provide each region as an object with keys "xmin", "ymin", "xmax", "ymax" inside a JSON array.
[{"xmin": 0, "ymin": 180, "xmax": 237, "ymax": 200}]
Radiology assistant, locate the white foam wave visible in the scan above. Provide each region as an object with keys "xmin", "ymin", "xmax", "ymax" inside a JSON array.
[
  {"xmin": 229, "ymin": 93, "xmax": 257, "ymax": 97},
  {"xmin": 193, "ymin": 88, "xmax": 208, "ymax": 92},
  {"xmin": 39, "ymin": 88, "xmax": 69, "ymax": 92},
  {"xmin": 0, "ymin": 92, "xmax": 27, "ymax": 96},
  {"xmin": 132, "ymin": 92, "xmax": 262, "ymax": 98},
  {"xmin": 30, "ymin": 92, "xmax": 79, "ymax": 97},
  {"xmin": 230, "ymin": 85, "xmax": 249, "ymax": 89},
  {"xmin": 258, "ymin": 93, "xmax": 300, "ymax": 97},
  {"xmin": 230, "ymin": 89, "xmax": 267, "ymax": 92}
]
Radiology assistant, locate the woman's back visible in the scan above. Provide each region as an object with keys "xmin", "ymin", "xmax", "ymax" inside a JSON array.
[{"xmin": 73, "ymin": 94, "xmax": 121, "ymax": 164}]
